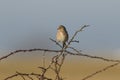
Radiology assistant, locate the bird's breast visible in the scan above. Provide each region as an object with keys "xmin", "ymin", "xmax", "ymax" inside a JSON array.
[{"xmin": 56, "ymin": 31, "xmax": 65, "ymax": 42}]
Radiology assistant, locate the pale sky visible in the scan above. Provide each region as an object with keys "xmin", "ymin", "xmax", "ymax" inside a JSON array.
[{"xmin": 0, "ymin": 0, "xmax": 120, "ymax": 57}]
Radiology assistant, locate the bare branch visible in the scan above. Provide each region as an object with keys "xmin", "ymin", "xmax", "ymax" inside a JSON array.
[
  {"xmin": 4, "ymin": 73, "xmax": 18, "ymax": 80},
  {"xmin": 82, "ymin": 62, "xmax": 120, "ymax": 80},
  {"xmin": 71, "ymin": 40, "xmax": 79, "ymax": 43},
  {"xmin": 2, "ymin": 25, "xmax": 120, "ymax": 80},
  {"xmin": 67, "ymin": 25, "xmax": 89, "ymax": 47},
  {"xmin": 4, "ymin": 71, "xmax": 52, "ymax": 80},
  {"xmin": 0, "ymin": 48, "xmax": 59, "ymax": 61},
  {"xmin": 49, "ymin": 38, "xmax": 62, "ymax": 48},
  {"xmin": 78, "ymin": 25, "xmax": 90, "ymax": 32},
  {"xmin": 0, "ymin": 48, "xmax": 120, "ymax": 63},
  {"xmin": 67, "ymin": 47, "xmax": 120, "ymax": 62},
  {"xmin": 16, "ymin": 72, "xmax": 26, "ymax": 80}
]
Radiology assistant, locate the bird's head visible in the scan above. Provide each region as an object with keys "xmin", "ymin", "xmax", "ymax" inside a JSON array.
[{"xmin": 57, "ymin": 25, "xmax": 66, "ymax": 31}]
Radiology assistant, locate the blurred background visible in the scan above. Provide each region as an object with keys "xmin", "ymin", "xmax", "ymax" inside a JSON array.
[
  {"xmin": 0, "ymin": 0, "xmax": 120, "ymax": 80},
  {"xmin": 0, "ymin": 0, "xmax": 120, "ymax": 57}
]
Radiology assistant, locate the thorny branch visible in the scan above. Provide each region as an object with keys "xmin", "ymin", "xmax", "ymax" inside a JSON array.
[
  {"xmin": 4, "ymin": 71, "xmax": 52, "ymax": 80},
  {"xmin": 81, "ymin": 62, "xmax": 120, "ymax": 80},
  {"xmin": 65, "ymin": 25, "xmax": 89, "ymax": 49},
  {"xmin": 0, "ymin": 48, "xmax": 120, "ymax": 63},
  {"xmin": 1, "ymin": 25, "xmax": 120, "ymax": 80}
]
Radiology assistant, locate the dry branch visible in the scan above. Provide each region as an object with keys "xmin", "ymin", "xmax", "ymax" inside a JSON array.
[
  {"xmin": 0, "ymin": 48, "xmax": 120, "ymax": 63},
  {"xmin": 82, "ymin": 62, "xmax": 120, "ymax": 80},
  {"xmin": 1, "ymin": 25, "xmax": 120, "ymax": 80},
  {"xmin": 4, "ymin": 71, "xmax": 52, "ymax": 80}
]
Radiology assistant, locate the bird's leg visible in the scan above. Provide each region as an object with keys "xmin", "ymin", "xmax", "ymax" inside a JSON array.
[{"xmin": 62, "ymin": 42, "xmax": 64, "ymax": 49}]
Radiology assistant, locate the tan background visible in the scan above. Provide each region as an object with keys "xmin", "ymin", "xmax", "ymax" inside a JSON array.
[{"xmin": 0, "ymin": 51, "xmax": 120, "ymax": 80}]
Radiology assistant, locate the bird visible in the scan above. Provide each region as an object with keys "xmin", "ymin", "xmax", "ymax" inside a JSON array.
[{"xmin": 56, "ymin": 25, "xmax": 69, "ymax": 48}]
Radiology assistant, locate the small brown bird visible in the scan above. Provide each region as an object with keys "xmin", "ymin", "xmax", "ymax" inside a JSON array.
[{"xmin": 56, "ymin": 25, "xmax": 69, "ymax": 48}]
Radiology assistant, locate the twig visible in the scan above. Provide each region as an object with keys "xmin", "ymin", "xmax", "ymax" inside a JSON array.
[
  {"xmin": 4, "ymin": 71, "xmax": 52, "ymax": 80},
  {"xmin": 66, "ymin": 25, "xmax": 89, "ymax": 48},
  {"xmin": 0, "ymin": 49, "xmax": 59, "ymax": 61},
  {"xmin": 82, "ymin": 62, "xmax": 120, "ymax": 80},
  {"xmin": 49, "ymin": 38, "xmax": 120, "ymax": 63},
  {"xmin": 4, "ymin": 73, "xmax": 18, "ymax": 80},
  {"xmin": 71, "ymin": 40, "xmax": 79, "ymax": 43},
  {"xmin": 49, "ymin": 25, "xmax": 90, "ymax": 80},
  {"xmin": 0, "ymin": 25, "xmax": 89, "ymax": 61},
  {"xmin": 38, "ymin": 60, "xmax": 53, "ymax": 80},
  {"xmin": 2, "ymin": 25, "xmax": 120, "ymax": 80},
  {"xmin": 0, "ymin": 48, "xmax": 120, "ymax": 63},
  {"xmin": 67, "ymin": 47, "xmax": 120, "ymax": 62},
  {"xmin": 49, "ymin": 38, "xmax": 62, "ymax": 48}
]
